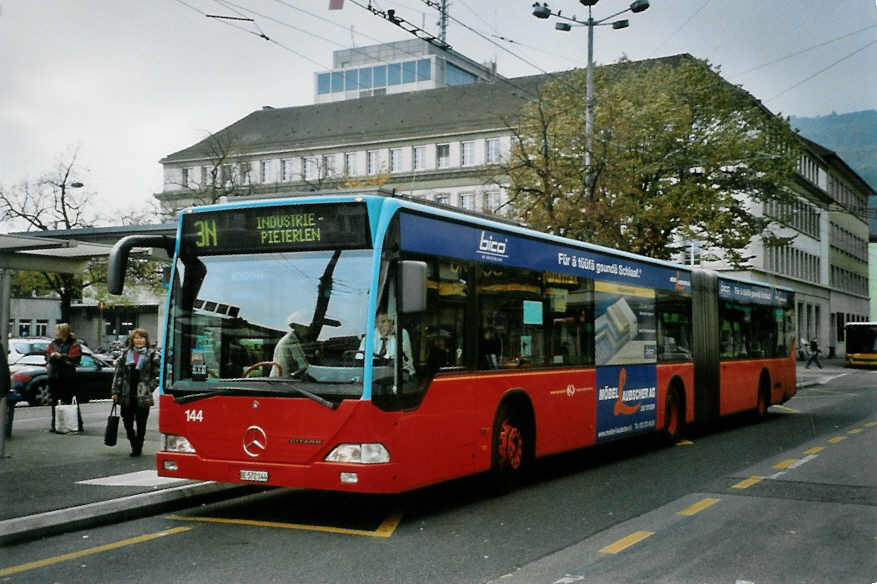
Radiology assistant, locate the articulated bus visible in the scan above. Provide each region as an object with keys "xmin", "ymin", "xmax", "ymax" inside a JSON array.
[
  {"xmin": 845, "ymin": 322, "xmax": 877, "ymax": 367},
  {"xmin": 108, "ymin": 191, "xmax": 797, "ymax": 493}
]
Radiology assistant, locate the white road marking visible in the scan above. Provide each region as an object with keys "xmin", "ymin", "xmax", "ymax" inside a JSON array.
[{"xmin": 76, "ymin": 470, "xmax": 189, "ymax": 487}]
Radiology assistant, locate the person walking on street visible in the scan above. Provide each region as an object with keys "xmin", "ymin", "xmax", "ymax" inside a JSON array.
[
  {"xmin": 46, "ymin": 323, "xmax": 83, "ymax": 432},
  {"xmin": 111, "ymin": 328, "xmax": 159, "ymax": 456},
  {"xmin": 805, "ymin": 337, "xmax": 823, "ymax": 369}
]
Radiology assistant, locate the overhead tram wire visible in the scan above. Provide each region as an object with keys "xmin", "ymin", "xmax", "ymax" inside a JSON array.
[
  {"xmin": 765, "ymin": 36, "xmax": 877, "ymax": 104},
  {"xmin": 648, "ymin": 0, "xmax": 712, "ymax": 58},
  {"xmin": 171, "ymin": 0, "xmax": 328, "ymax": 69},
  {"xmin": 728, "ymin": 23, "xmax": 877, "ymax": 79}
]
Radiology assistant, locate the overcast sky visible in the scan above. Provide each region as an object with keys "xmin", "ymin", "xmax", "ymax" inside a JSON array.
[{"xmin": 2, "ymin": 0, "xmax": 875, "ymax": 225}]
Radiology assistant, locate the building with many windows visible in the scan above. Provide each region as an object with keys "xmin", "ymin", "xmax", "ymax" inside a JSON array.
[{"xmin": 156, "ymin": 42, "xmax": 871, "ymax": 357}]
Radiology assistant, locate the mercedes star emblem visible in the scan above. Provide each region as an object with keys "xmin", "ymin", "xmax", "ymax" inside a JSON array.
[{"xmin": 243, "ymin": 425, "xmax": 267, "ymax": 458}]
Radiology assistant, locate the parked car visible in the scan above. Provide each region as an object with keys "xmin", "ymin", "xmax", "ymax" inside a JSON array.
[
  {"xmin": 9, "ymin": 345, "xmax": 116, "ymax": 406},
  {"xmin": 7, "ymin": 337, "xmax": 54, "ymax": 366}
]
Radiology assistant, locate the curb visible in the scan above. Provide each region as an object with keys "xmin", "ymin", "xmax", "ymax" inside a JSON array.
[{"xmin": 0, "ymin": 481, "xmax": 254, "ymax": 546}]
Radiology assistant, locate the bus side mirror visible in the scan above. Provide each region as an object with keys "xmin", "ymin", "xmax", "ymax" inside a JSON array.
[
  {"xmin": 399, "ymin": 260, "xmax": 427, "ymax": 313},
  {"xmin": 108, "ymin": 235, "xmax": 175, "ymax": 295}
]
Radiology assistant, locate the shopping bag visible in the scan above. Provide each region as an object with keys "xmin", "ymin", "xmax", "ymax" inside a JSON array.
[
  {"xmin": 55, "ymin": 397, "xmax": 79, "ymax": 434},
  {"xmin": 104, "ymin": 403, "xmax": 120, "ymax": 446}
]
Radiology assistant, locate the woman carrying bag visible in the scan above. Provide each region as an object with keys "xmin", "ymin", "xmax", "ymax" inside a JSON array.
[
  {"xmin": 111, "ymin": 328, "xmax": 160, "ymax": 457},
  {"xmin": 46, "ymin": 323, "xmax": 83, "ymax": 433}
]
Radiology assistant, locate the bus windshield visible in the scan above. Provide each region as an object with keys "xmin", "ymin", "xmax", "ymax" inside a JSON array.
[
  {"xmin": 167, "ymin": 249, "xmax": 374, "ymax": 400},
  {"xmin": 846, "ymin": 324, "xmax": 877, "ymax": 354}
]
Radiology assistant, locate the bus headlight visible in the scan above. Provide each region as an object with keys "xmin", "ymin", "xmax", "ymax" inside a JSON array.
[
  {"xmin": 162, "ymin": 434, "xmax": 196, "ymax": 453},
  {"xmin": 324, "ymin": 443, "xmax": 390, "ymax": 464}
]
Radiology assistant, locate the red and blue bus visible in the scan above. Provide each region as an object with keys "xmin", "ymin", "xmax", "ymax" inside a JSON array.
[{"xmin": 108, "ymin": 191, "xmax": 797, "ymax": 493}]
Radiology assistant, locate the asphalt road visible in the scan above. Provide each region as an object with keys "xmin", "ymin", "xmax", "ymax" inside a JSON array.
[{"xmin": 3, "ymin": 368, "xmax": 875, "ymax": 584}]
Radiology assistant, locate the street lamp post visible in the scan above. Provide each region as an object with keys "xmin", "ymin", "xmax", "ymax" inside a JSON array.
[{"xmin": 532, "ymin": 0, "xmax": 650, "ymax": 179}]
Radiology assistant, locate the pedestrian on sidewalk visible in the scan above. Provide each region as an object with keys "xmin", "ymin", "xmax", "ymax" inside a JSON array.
[
  {"xmin": 111, "ymin": 328, "xmax": 159, "ymax": 457},
  {"xmin": 805, "ymin": 337, "xmax": 823, "ymax": 369},
  {"xmin": 46, "ymin": 323, "xmax": 83, "ymax": 432}
]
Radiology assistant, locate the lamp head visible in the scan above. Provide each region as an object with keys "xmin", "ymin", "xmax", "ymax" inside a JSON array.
[
  {"xmin": 555, "ymin": 22, "xmax": 571, "ymax": 31},
  {"xmin": 579, "ymin": 0, "xmax": 599, "ymax": 6},
  {"xmin": 630, "ymin": 0, "xmax": 649, "ymax": 13},
  {"xmin": 612, "ymin": 19, "xmax": 629, "ymax": 29},
  {"xmin": 532, "ymin": 2, "xmax": 551, "ymax": 18}
]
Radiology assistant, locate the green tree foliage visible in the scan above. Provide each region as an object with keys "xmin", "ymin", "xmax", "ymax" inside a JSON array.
[{"xmin": 505, "ymin": 56, "xmax": 801, "ymax": 267}]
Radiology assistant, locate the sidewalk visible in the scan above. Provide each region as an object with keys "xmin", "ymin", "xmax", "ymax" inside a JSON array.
[
  {"xmin": 0, "ymin": 401, "xmax": 252, "ymax": 545},
  {"xmin": 0, "ymin": 359, "xmax": 851, "ymax": 545}
]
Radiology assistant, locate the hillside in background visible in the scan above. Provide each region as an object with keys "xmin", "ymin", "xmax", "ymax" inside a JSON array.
[{"xmin": 790, "ymin": 110, "xmax": 877, "ymax": 193}]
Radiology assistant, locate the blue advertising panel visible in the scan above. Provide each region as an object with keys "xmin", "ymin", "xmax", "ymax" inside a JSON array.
[
  {"xmin": 400, "ymin": 213, "xmax": 691, "ymax": 293},
  {"xmin": 718, "ymin": 278, "xmax": 788, "ymax": 306},
  {"xmin": 596, "ymin": 365, "xmax": 657, "ymax": 441}
]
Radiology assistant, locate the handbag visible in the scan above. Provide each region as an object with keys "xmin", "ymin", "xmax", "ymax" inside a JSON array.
[
  {"xmin": 104, "ymin": 403, "xmax": 120, "ymax": 446},
  {"xmin": 55, "ymin": 397, "xmax": 80, "ymax": 434}
]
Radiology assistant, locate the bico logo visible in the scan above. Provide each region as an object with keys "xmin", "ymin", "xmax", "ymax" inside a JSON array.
[{"xmin": 478, "ymin": 231, "xmax": 509, "ymax": 258}]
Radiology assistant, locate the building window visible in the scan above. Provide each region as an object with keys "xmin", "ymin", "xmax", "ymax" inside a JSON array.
[
  {"xmin": 484, "ymin": 191, "xmax": 502, "ymax": 213},
  {"xmin": 358, "ymin": 67, "xmax": 372, "ymax": 89},
  {"xmin": 402, "ymin": 60, "xmax": 416, "ymax": 83},
  {"xmin": 239, "ymin": 162, "xmax": 250, "ymax": 184},
  {"xmin": 461, "ymin": 141, "xmax": 476, "ymax": 166},
  {"xmin": 367, "ymin": 150, "xmax": 379, "ymax": 175},
  {"xmin": 323, "ymin": 154, "xmax": 336, "ymax": 177},
  {"xmin": 446, "ymin": 63, "xmax": 477, "ymax": 86},
  {"xmin": 181, "ymin": 167, "xmax": 189, "ymax": 188},
  {"xmin": 387, "ymin": 63, "xmax": 401, "ymax": 85},
  {"xmin": 373, "ymin": 65, "xmax": 386, "ymax": 87},
  {"xmin": 436, "ymin": 144, "xmax": 450, "ymax": 169},
  {"xmin": 344, "ymin": 152, "xmax": 357, "ymax": 176},
  {"xmin": 331, "ymin": 71, "xmax": 344, "ymax": 93},
  {"xmin": 259, "ymin": 160, "xmax": 269, "ymax": 183},
  {"xmin": 35, "ymin": 319, "xmax": 48, "ymax": 337},
  {"xmin": 303, "ymin": 157, "xmax": 318, "ymax": 181},
  {"xmin": 459, "ymin": 192, "xmax": 474, "ymax": 210},
  {"xmin": 18, "ymin": 319, "xmax": 32, "ymax": 337},
  {"xmin": 417, "ymin": 58, "xmax": 431, "ymax": 81},
  {"xmin": 486, "ymin": 138, "xmax": 500, "ymax": 164},
  {"xmin": 281, "ymin": 159, "xmax": 292, "ymax": 182},
  {"xmin": 434, "ymin": 193, "xmax": 451, "ymax": 205},
  {"xmin": 390, "ymin": 149, "xmax": 403, "ymax": 173},
  {"xmin": 317, "ymin": 73, "xmax": 330, "ymax": 94},
  {"xmin": 345, "ymin": 69, "xmax": 357, "ymax": 92},
  {"xmin": 201, "ymin": 166, "xmax": 209, "ymax": 186},
  {"xmin": 413, "ymin": 146, "xmax": 426, "ymax": 171}
]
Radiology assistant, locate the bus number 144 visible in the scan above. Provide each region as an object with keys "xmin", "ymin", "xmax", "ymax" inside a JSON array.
[{"xmin": 185, "ymin": 409, "xmax": 204, "ymax": 422}]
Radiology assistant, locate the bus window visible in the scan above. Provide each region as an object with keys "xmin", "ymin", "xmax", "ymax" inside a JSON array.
[
  {"xmin": 478, "ymin": 265, "xmax": 545, "ymax": 367},
  {"xmin": 656, "ymin": 290, "xmax": 692, "ymax": 362}
]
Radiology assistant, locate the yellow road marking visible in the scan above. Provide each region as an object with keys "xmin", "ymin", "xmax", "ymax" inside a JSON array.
[
  {"xmin": 864, "ymin": 421, "xmax": 877, "ymax": 428},
  {"xmin": 0, "ymin": 527, "xmax": 191, "ymax": 577},
  {"xmin": 678, "ymin": 498, "xmax": 720, "ymax": 516},
  {"xmin": 773, "ymin": 459, "xmax": 798, "ymax": 470},
  {"xmin": 675, "ymin": 439, "xmax": 694, "ymax": 446},
  {"xmin": 847, "ymin": 428, "xmax": 863, "ymax": 435},
  {"xmin": 732, "ymin": 476, "xmax": 764, "ymax": 489},
  {"xmin": 828, "ymin": 436, "xmax": 847, "ymax": 443},
  {"xmin": 804, "ymin": 446, "xmax": 825, "ymax": 455},
  {"xmin": 167, "ymin": 508, "xmax": 403, "ymax": 539},
  {"xmin": 599, "ymin": 531, "xmax": 654, "ymax": 554}
]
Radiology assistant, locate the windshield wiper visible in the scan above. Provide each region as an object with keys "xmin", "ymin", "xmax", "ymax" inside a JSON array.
[{"xmin": 174, "ymin": 380, "xmax": 338, "ymax": 409}]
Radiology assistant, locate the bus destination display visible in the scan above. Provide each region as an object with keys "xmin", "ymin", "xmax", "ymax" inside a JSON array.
[{"xmin": 181, "ymin": 202, "xmax": 371, "ymax": 255}]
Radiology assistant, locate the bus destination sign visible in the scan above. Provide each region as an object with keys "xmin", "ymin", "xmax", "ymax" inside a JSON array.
[{"xmin": 181, "ymin": 202, "xmax": 371, "ymax": 255}]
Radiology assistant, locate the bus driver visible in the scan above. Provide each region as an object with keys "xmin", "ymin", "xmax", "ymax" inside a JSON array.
[{"xmin": 356, "ymin": 312, "xmax": 415, "ymax": 377}]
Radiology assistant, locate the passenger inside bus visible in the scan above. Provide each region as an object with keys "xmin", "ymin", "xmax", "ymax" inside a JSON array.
[{"xmin": 269, "ymin": 314, "xmax": 308, "ymax": 377}]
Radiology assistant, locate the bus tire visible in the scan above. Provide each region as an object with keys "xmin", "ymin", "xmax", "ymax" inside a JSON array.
[
  {"xmin": 489, "ymin": 401, "xmax": 531, "ymax": 494},
  {"xmin": 754, "ymin": 372, "xmax": 770, "ymax": 421},
  {"xmin": 663, "ymin": 385, "xmax": 684, "ymax": 444}
]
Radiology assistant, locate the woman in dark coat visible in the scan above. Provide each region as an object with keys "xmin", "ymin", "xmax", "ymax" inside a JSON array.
[
  {"xmin": 46, "ymin": 323, "xmax": 83, "ymax": 432},
  {"xmin": 111, "ymin": 328, "xmax": 160, "ymax": 456}
]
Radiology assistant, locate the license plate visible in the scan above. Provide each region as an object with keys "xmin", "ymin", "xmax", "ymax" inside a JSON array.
[{"xmin": 239, "ymin": 469, "xmax": 269, "ymax": 482}]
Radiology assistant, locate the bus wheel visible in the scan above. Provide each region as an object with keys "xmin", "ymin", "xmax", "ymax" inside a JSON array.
[
  {"xmin": 754, "ymin": 379, "xmax": 770, "ymax": 421},
  {"xmin": 490, "ymin": 404, "xmax": 527, "ymax": 493},
  {"xmin": 663, "ymin": 388, "xmax": 683, "ymax": 444}
]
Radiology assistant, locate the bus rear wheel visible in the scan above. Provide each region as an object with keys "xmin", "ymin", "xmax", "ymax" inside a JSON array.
[
  {"xmin": 663, "ymin": 388, "xmax": 683, "ymax": 444},
  {"xmin": 489, "ymin": 403, "xmax": 528, "ymax": 494}
]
